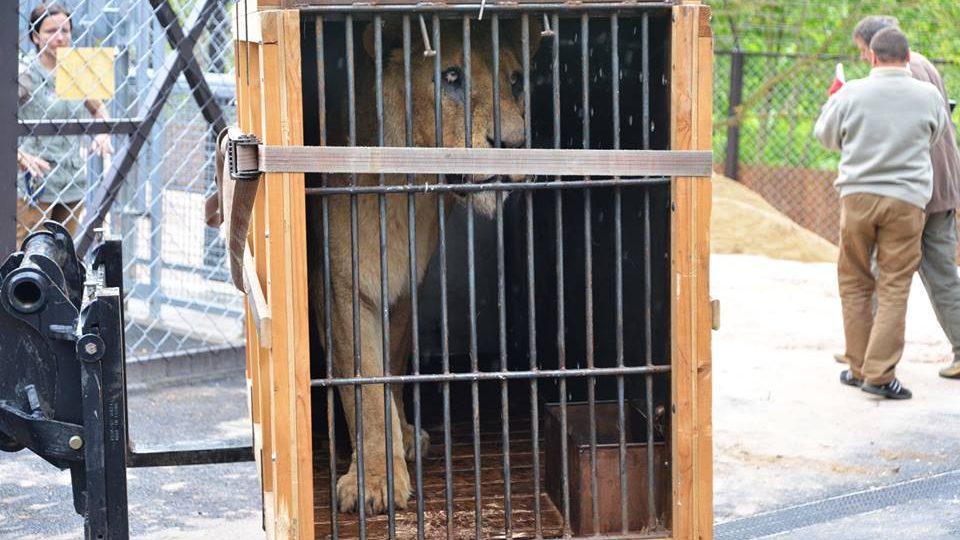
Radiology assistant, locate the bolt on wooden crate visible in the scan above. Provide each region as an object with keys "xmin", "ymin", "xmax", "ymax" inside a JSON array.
[{"xmin": 231, "ymin": 0, "xmax": 712, "ymax": 538}]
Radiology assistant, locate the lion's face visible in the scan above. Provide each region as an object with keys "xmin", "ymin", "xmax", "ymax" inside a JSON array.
[{"xmin": 378, "ymin": 20, "xmax": 539, "ymax": 216}]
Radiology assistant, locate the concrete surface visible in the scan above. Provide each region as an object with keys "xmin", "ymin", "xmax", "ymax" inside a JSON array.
[
  {"xmin": 0, "ymin": 372, "xmax": 264, "ymax": 540},
  {"xmin": 2, "ymin": 254, "xmax": 959, "ymax": 539}
]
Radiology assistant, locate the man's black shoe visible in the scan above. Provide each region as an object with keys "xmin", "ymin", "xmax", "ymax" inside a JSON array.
[
  {"xmin": 861, "ymin": 378, "xmax": 912, "ymax": 400},
  {"xmin": 839, "ymin": 369, "xmax": 862, "ymax": 387}
]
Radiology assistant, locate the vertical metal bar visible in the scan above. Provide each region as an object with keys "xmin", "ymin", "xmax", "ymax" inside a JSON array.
[
  {"xmin": 580, "ymin": 12, "xmax": 600, "ymax": 535},
  {"xmin": 725, "ymin": 49, "xmax": 745, "ymax": 181},
  {"xmin": 641, "ymin": 11, "xmax": 658, "ymax": 527},
  {"xmin": 317, "ymin": 16, "xmax": 339, "ymax": 537},
  {"xmin": 402, "ymin": 16, "xmax": 426, "ymax": 540},
  {"xmin": 551, "ymin": 12, "xmax": 571, "ymax": 535},
  {"xmin": 316, "ymin": 17, "xmax": 327, "ymax": 147},
  {"xmin": 462, "ymin": 15, "xmax": 484, "ymax": 540},
  {"xmin": 346, "ymin": 16, "xmax": 368, "ymax": 537},
  {"xmin": 490, "ymin": 14, "xmax": 512, "ymax": 538},
  {"xmin": 1, "ymin": 2, "xmax": 17, "ymax": 253},
  {"xmin": 610, "ymin": 13, "xmax": 629, "ymax": 535},
  {"xmin": 374, "ymin": 15, "xmax": 399, "ymax": 537},
  {"xmin": 492, "ymin": 15, "xmax": 502, "ymax": 148},
  {"xmin": 431, "ymin": 14, "xmax": 455, "ymax": 539},
  {"xmin": 641, "ymin": 13, "xmax": 651, "ymax": 152},
  {"xmin": 521, "ymin": 12, "xmax": 542, "ymax": 539}
]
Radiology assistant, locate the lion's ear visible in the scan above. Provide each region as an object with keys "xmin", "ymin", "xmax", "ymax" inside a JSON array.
[{"xmin": 362, "ymin": 19, "xmax": 407, "ymax": 60}]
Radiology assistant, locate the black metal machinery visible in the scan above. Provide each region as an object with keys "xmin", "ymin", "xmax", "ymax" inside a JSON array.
[{"xmin": 0, "ymin": 222, "xmax": 253, "ymax": 539}]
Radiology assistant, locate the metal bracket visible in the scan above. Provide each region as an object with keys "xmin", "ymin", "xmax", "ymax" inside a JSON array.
[{"xmin": 228, "ymin": 133, "xmax": 262, "ymax": 181}]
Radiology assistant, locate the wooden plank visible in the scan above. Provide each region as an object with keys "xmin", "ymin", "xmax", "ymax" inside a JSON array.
[
  {"xmin": 277, "ymin": 9, "xmax": 314, "ymax": 540},
  {"xmin": 247, "ymin": 41, "xmax": 276, "ymax": 507},
  {"xmin": 670, "ymin": 4, "xmax": 713, "ymax": 540},
  {"xmin": 256, "ymin": 146, "xmax": 713, "ymax": 177},
  {"xmin": 694, "ymin": 8, "xmax": 715, "ymax": 540},
  {"xmin": 260, "ymin": 15, "xmax": 293, "ymax": 536}
]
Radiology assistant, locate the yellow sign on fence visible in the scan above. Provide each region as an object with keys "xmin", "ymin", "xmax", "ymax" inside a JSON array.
[{"xmin": 55, "ymin": 47, "xmax": 116, "ymax": 100}]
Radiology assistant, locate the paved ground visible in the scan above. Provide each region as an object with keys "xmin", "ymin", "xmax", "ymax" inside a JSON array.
[
  {"xmin": 0, "ymin": 372, "xmax": 264, "ymax": 540},
  {"xmin": 2, "ymin": 254, "xmax": 959, "ymax": 539}
]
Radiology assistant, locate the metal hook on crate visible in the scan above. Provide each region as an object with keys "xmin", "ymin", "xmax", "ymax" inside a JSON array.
[
  {"xmin": 418, "ymin": 14, "xmax": 436, "ymax": 57},
  {"xmin": 478, "ymin": 0, "xmax": 487, "ymax": 21},
  {"xmin": 540, "ymin": 13, "xmax": 555, "ymax": 37}
]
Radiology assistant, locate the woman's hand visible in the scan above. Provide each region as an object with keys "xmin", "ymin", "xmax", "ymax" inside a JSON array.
[
  {"xmin": 91, "ymin": 133, "xmax": 114, "ymax": 157},
  {"xmin": 17, "ymin": 150, "xmax": 51, "ymax": 178}
]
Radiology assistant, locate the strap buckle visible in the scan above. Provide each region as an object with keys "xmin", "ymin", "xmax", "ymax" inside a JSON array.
[{"xmin": 228, "ymin": 133, "xmax": 261, "ymax": 181}]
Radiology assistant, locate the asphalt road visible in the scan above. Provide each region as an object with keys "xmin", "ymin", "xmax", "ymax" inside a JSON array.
[{"xmin": 0, "ymin": 372, "xmax": 264, "ymax": 540}]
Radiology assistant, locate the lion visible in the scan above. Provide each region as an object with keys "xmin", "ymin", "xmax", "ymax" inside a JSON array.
[{"xmin": 309, "ymin": 18, "xmax": 540, "ymax": 515}]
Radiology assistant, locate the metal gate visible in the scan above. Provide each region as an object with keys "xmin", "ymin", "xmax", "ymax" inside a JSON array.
[{"xmin": 13, "ymin": 0, "xmax": 244, "ymax": 363}]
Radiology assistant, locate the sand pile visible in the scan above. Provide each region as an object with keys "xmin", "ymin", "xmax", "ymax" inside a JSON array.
[{"xmin": 710, "ymin": 174, "xmax": 838, "ymax": 263}]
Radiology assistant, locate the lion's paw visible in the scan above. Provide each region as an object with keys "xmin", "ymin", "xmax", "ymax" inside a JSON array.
[{"xmin": 336, "ymin": 459, "xmax": 411, "ymax": 515}]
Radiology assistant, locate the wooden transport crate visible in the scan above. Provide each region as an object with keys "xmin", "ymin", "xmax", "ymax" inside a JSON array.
[{"xmin": 232, "ymin": 1, "xmax": 713, "ymax": 538}]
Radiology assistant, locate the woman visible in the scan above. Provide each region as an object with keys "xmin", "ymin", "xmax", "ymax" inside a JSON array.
[{"xmin": 16, "ymin": 2, "xmax": 114, "ymax": 245}]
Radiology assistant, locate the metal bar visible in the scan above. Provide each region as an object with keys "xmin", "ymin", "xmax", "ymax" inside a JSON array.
[
  {"xmin": 402, "ymin": 16, "xmax": 426, "ymax": 540},
  {"xmin": 373, "ymin": 15, "xmax": 399, "ymax": 537},
  {"xmin": 307, "ymin": 177, "xmax": 672, "ymax": 196},
  {"xmin": 644, "ymin": 190, "xmax": 658, "ymax": 526},
  {"xmin": 490, "ymin": 14, "xmax": 513, "ymax": 538},
  {"xmin": 127, "ymin": 446, "xmax": 254, "ymax": 467},
  {"xmin": 430, "ymin": 14, "xmax": 455, "ymax": 539},
  {"xmin": 257, "ymin": 146, "xmax": 714, "ymax": 177},
  {"xmin": 75, "ymin": 0, "xmax": 220, "ymax": 256},
  {"xmin": 0, "ymin": 1, "xmax": 16, "ymax": 254},
  {"xmin": 462, "ymin": 15, "xmax": 484, "ymax": 540},
  {"xmin": 345, "ymin": 15, "xmax": 368, "ymax": 538},
  {"xmin": 17, "ymin": 119, "xmax": 143, "ymax": 137},
  {"xmin": 551, "ymin": 12, "xmax": 571, "ymax": 534},
  {"xmin": 641, "ymin": 11, "xmax": 658, "ymax": 527},
  {"xmin": 611, "ymin": 12, "xmax": 629, "ymax": 535},
  {"xmin": 642, "ymin": 13, "xmax": 651, "ymax": 151},
  {"xmin": 321, "ymin": 151, "xmax": 339, "ymax": 537},
  {"xmin": 311, "ymin": 365, "xmax": 671, "ymax": 387},
  {"xmin": 297, "ymin": 2, "xmax": 676, "ymax": 13},
  {"xmin": 316, "ymin": 17, "xmax": 328, "ymax": 147},
  {"xmin": 725, "ymin": 49, "xmax": 744, "ymax": 180},
  {"xmin": 522, "ymin": 12, "xmax": 542, "ymax": 538},
  {"xmin": 149, "ymin": 0, "xmax": 227, "ymax": 134},
  {"xmin": 581, "ymin": 13, "xmax": 600, "ymax": 534}
]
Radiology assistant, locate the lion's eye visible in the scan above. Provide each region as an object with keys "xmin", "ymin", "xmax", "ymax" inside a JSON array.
[
  {"xmin": 443, "ymin": 67, "xmax": 463, "ymax": 86},
  {"xmin": 510, "ymin": 71, "xmax": 523, "ymax": 95}
]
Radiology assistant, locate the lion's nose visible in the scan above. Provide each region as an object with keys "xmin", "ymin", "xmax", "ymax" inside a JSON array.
[{"xmin": 487, "ymin": 130, "xmax": 525, "ymax": 149}]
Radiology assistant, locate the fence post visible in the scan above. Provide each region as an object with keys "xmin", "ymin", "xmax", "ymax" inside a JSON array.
[
  {"xmin": 1, "ymin": 7, "xmax": 17, "ymax": 254},
  {"xmin": 724, "ymin": 49, "xmax": 744, "ymax": 181}
]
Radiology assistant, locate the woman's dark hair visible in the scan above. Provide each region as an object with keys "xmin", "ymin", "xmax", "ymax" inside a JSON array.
[{"xmin": 29, "ymin": 3, "xmax": 72, "ymax": 50}]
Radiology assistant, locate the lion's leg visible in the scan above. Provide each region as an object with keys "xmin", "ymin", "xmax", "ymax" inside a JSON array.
[
  {"xmin": 389, "ymin": 294, "xmax": 431, "ymax": 461},
  {"xmin": 332, "ymin": 296, "xmax": 411, "ymax": 515}
]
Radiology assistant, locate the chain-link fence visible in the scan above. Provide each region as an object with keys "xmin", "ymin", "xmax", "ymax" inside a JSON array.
[
  {"xmin": 709, "ymin": 0, "xmax": 960, "ymax": 246},
  {"xmin": 14, "ymin": 0, "xmax": 242, "ymax": 362}
]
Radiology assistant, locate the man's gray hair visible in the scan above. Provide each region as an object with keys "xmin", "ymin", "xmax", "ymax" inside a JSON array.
[
  {"xmin": 870, "ymin": 26, "xmax": 910, "ymax": 63},
  {"xmin": 853, "ymin": 15, "xmax": 899, "ymax": 45}
]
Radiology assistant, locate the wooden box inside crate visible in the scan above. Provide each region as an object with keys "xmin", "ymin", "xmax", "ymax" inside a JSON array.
[{"xmin": 233, "ymin": 1, "xmax": 713, "ymax": 538}]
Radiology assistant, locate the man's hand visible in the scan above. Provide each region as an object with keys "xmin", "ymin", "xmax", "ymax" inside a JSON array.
[
  {"xmin": 91, "ymin": 133, "xmax": 114, "ymax": 157},
  {"xmin": 828, "ymin": 62, "xmax": 846, "ymax": 96},
  {"xmin": 17, "ymin": 150, "xmax": 51, "ymax": 178}
]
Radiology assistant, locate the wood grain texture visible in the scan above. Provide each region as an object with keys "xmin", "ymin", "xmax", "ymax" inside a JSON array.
[
  {"xmin": 256, "ymin": 146, "xmax": 713, "ymax": 177},
  {"xmin": 278, "ymin": 9, "xmax": 315, "ymax": 539},
  {"xmin": 261, "ymin": 31, "xmax": 292, "ymax": 539},
  {"xmin": 670, "ymin": 4, "xmax": 713, "ymax": 540}
]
